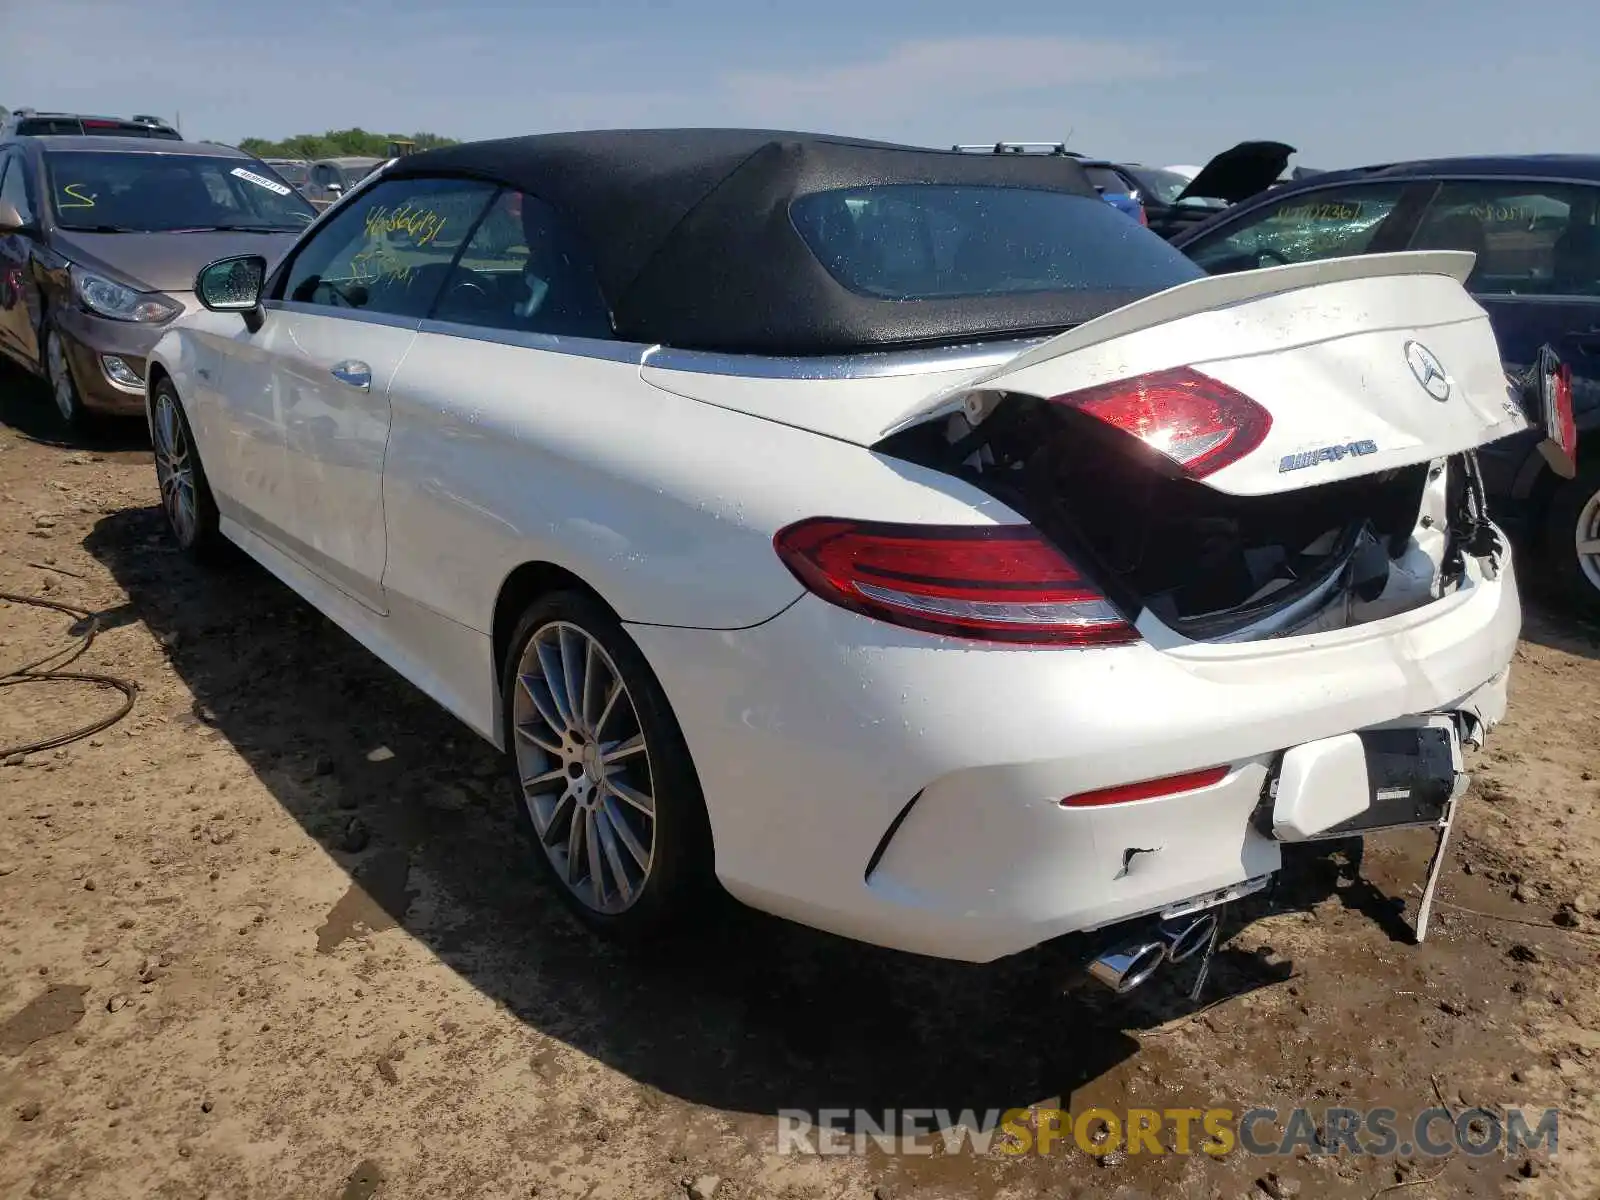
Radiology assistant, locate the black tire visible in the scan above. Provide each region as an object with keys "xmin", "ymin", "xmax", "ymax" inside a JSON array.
[
  {"xmin": 499, "ymin": 589, "xmax": 714, "ymax": 941},
  {"xmin": 1544, "ymin": 460, "xmax": 1600, "ymax": 615},
  {"xmin": 43, "ymin": 320, "xmax": 91, "ymax": 432},
  {"xmin": 150, "ymin": 377, "xmax": 223, "ymax": 562}
]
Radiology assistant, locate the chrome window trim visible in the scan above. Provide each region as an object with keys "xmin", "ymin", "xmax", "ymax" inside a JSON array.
[
  {"xmin": 418, "ymin": 318, "xmax": 648, "ymax": 365},
  {"xmin": 404, "ymin": 317, "xmax": 1043, "ymax": 379},
  {"xmin": 1472, "ymin": 292, "xmax": 1600, "ymax": 304},
  {"xmin": 264, "ymin": 299, "xmax": 423, "ymax": 333},
  {"xmin": 642, "ymin": 337, "xmax": 1044, "ymax": 380}
]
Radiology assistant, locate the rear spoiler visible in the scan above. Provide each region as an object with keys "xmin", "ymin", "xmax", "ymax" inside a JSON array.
[{"xmin": 881, "ymin": 250, "xmax": 1479, "ymax": 436}]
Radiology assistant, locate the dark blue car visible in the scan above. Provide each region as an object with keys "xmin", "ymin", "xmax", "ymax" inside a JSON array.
[{"xmin": 1172, "ymin": 155, "xmax": 1600, "ymax": 610}]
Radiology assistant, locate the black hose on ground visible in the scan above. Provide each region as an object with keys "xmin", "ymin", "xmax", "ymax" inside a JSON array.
[{"xmin": 0, "ymin": 590, "xmax": 138, "ymax": 759}]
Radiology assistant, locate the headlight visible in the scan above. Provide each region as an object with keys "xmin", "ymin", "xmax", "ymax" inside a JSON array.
[{"xmin": 70, "ymin": 266, "xmax": 181, "ymax": 323}]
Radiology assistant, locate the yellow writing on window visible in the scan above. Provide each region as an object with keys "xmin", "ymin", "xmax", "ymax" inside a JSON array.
[
  {"xmin": 1464, "ymin": 203, "xmax": 1536, "ymax": 225},
  {"xmin": 1276, "ymin": 202, "xmax": 1363, "ymax": 223},
  {"xmin": 363, "ymin": 202, "xmax": 447, "ymax": 247},
  {"xmin": 59, "ymin": 184, "xmax": 96, "ymax": 209}
]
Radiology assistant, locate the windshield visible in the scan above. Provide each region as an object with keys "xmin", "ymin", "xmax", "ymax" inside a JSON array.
[
  {"xmin": 44, "ymin": 151, "xmax": 316, "ymax": 232},
  {"xmin": 789, "ymin": 184, "xmax": 1202, "ymax": 302},
  {"xmin": 1124, "ymin": 167, "xmax": 1193, "ymax": 205}
]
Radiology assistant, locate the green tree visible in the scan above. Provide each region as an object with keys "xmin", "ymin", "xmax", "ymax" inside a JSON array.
[{"xmin": 237, "ymin": 128, "xmax": 459, "ymax": 160}]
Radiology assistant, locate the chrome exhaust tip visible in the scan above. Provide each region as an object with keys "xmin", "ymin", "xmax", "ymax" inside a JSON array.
[
  {"xmin": 1159, "ymin": 912, "xmax": 1219, "ymax": 964},
  {"xmin": 1088, "ymin": 941, "xmax": 1167, "ymax": 994}
]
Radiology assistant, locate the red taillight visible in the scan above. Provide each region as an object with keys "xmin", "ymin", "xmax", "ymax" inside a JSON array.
[
  {"xmin": 1051, "ymin": 367, "xmax": 1272, "ymax": 479},
  {"xmin": 1061, "ymin": 765, "xmax": 1229, "ymax": 808},
  {"xmin": 772, "ymin": 519, "xmax": 1138, "ymax": 646},
  {"xmin": 1137, "ymin": 204, "xmax": 1148, "ymax": 226},
  {"xmin": 1556, "ymin": 360, "xmax": 1577, "ymax": 462}
]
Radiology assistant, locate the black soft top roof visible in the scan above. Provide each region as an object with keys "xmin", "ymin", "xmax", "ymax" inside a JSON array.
[{"xmin": 385, "ymin": 129, "xmax": 1125, "ymax": 355}]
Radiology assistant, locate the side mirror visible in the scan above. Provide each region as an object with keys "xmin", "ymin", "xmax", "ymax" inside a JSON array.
[
  {"xmin": 0, "ymin": 200, "xmax": 28, "ymax": 236},
  {"xmin": 326, "ymin": 182, "xmax": 344, "ymax": 198},
  {"xmin": 196, "ymin": 254, "xmax": 267, "ymax": 332}
]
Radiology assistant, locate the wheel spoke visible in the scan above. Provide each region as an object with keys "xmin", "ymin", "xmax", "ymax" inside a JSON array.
[
  {"xmin": 593, "ymin": 678, "xmax": 621, "ymax": 740},
  {"xmin": 594, "ymin": 808, "xmax": 634, "ymax": 903},
  {"xmin": 558, "ymin": 627, "xmax": 585, "ymax": 734},
  {"xmin": 585, "ymin": 810, "xmax": 606, "ymax": 906},
  {"xmin": 535, "ymin": 639, "xmax": 574, "ymax": 728},
  {"xmin": 520, "ymin": 766, "xmax": 567, "ymax": 793},
  {"xmin": 1578, "ymin": 538, "xmax": 1600, "ymax": 556},
  {"xmin": 536, "ymin": 790, "xmax": 575, "ymax": 843},
  {"xmin": 579, "ymin": 639, "xmax": 598, "ymax": 729},
  {"xmin": 602, "ymin": 733, "xmax": 646, "ymax": 765},
  {"xmin": 601, "ymin": 794, "xmax": 651, "ymax": 869},
  {"xmin": 607, "ymin": 775, "xmax": 655, "ymax": 817},
  {"xmin": 517, "ymin": 672, "xmax": 567, "ymax": 740},
  {"xmin": 513, "ymin": 722, "xmax": 563, "ymax": 755},
  {"xmin": 564, "ymin": 806, "xmax": 585, "ymax": 884}
]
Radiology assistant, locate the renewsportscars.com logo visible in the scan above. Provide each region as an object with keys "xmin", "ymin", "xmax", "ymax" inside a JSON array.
[{"xmin": 775, "ymin": 1106, "xmax": 1559, "ymax": 1159}]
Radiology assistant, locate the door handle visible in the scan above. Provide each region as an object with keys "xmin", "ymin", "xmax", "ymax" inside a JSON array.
[{"xmin": 330, "ymin": 359, "xmax": 371, "ymax": 391}]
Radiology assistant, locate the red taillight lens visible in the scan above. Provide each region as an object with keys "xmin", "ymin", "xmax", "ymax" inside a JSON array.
[
  {"xmin": 1051, "ymin": 366, "xmax": 1272, "ymax": 479},
  {"xmin": 1137, "ymin": 204, "xmax": 1149, "ymax": 226},
  {"xmin": 1061, "ymin": 765, "xmax": 1229, "ymax": 808},
  {"xmin": 772, "ymin": 519, "xmax": 1138, "ymax": 646},
  {"xmin": 1556, "ymin": 361, "xmax": 1577, "ymax": 461}
]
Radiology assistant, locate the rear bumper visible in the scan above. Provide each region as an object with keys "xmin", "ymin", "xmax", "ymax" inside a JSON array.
[{"xmin": 629, "ymin": 542, "xmax": 1520, "ymax": 963}]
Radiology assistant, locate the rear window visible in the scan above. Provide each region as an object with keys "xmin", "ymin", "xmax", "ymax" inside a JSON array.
[
  {"xmin": 1083, "ymin": 166, "xmax": 1130, "ymax": 195},
  {"xmin": 17, "ymin": 118, "xmax": 179, "ymax": 139},
  {"xmin": 789, "ymin": 184, "xmax": 1202, "ymax": 302}
]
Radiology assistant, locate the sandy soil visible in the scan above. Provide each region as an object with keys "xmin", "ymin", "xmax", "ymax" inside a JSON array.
[{"xmin": 1, "ymin": 365, "xmax": 1598, "ymax": 1200}]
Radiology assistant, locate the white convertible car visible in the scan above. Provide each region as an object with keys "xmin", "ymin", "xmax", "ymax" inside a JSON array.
[{"xmin": 144, "ymin": 130, "xmax": 1561, "ymax": 991}]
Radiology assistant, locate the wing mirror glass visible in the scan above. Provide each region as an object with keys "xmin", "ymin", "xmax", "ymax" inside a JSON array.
[{"xmin": 195, "ymin": 254, "xmax": 267, "ymax": 331}]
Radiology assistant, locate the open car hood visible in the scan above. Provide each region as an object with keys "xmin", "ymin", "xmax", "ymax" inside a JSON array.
[{"xmin": 1176, "ymin": 141, "xmax": 1296, "ymax": 204}]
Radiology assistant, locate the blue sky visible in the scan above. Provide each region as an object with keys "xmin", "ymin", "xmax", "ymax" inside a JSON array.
[{"xmin": 4, "ymin": 0, "xmax": 1595, "ymax": 169}]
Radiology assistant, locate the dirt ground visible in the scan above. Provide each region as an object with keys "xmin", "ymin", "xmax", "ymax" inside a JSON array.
[{"xmin": 1, "ymin": 365, "xmax": 1599, "ymax": 1200}]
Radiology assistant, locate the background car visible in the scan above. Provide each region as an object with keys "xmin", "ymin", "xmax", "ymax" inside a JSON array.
[
  {"xmin": 304, "ymin": 156, "xmax": 386, "ymax": 208},
  {"xmin": 953, "ymin": 143, "xmax": 1146, "ymax": 223},
  {"xmin": 1172, "ymin": 154, "xmax": 1600, "ymax": 609},
  {"xmin": 0, "ymin": 136, "xmax": 314, "ymax": 426},
  {"xmin": 264, "ymin": 157, "xmax": 312, "ymax": 199},
  {"xmin": 148, "ymin": 130, "xmax": 1523, "ymax": 973},
  {"xmin": 1, "ymin": 109, "xmax": 181, "ymax": 141},
  {"xmin": 1136, "ymin": 141, "xmax": 1296, "ymax": 239}
]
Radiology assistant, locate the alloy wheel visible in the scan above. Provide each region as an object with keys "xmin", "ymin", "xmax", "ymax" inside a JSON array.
[
  {"xmin": 1577, "ymin": 486, "xmax": 1600, "ymax": 594},
  {"xmin": 152, "ymin": 391, "xmax": 199, "ymax": 547},
  {"xmin": 46, "ymin": 331, "xmax": 76, "ymax": 422},
  {"xmin": 511, "ymin": 620, "xmax": 657, "ymax": 914}
]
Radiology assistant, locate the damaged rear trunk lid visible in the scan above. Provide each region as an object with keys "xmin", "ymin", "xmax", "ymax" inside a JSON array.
[{"xmin": 877, "ymin": 251, "xmax": 1526, "ymax": 641}]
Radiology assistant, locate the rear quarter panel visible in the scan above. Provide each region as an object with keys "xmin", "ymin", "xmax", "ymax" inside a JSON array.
[{"xmin": 379, "ymin": 329, "xmax": 1021, "ymax": 634}]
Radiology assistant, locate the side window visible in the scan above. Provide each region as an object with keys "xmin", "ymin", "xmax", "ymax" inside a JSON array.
[
  {"xmin": 1, "ymin": 152, "xmax": 35, "ymax": 224},
  {"xmin": 312, "ymin": 165, "xmax": 333, "ymax": 187},
  {"xmin": 277, "ymin": 177, "xmax": 497, "ymax": 319},
  {"xmin": 1185, "ymin": 183, "xmax": 1409, "ymax": 274},
  {"xmin": 429, "ymin": 189, "xmax": 612, "ymax": 338},
  {"xmin": 1408, "ymin": 180, "xmax": 1600, "ymax": 296}
]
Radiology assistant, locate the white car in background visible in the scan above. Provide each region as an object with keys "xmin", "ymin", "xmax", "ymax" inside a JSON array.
[{"xmin": 144, "ymin": 130, "xmax": 1547, "ymax": 992}]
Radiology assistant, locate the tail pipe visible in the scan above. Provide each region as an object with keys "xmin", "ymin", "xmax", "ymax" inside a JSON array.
[
  {"xmin": 1087, "ymin": 941, "xmax": 1166, "ymax": 995},
  {"xmin": 1087, "ymin": 911, "xmax": 1219, "ymax": 994}
]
